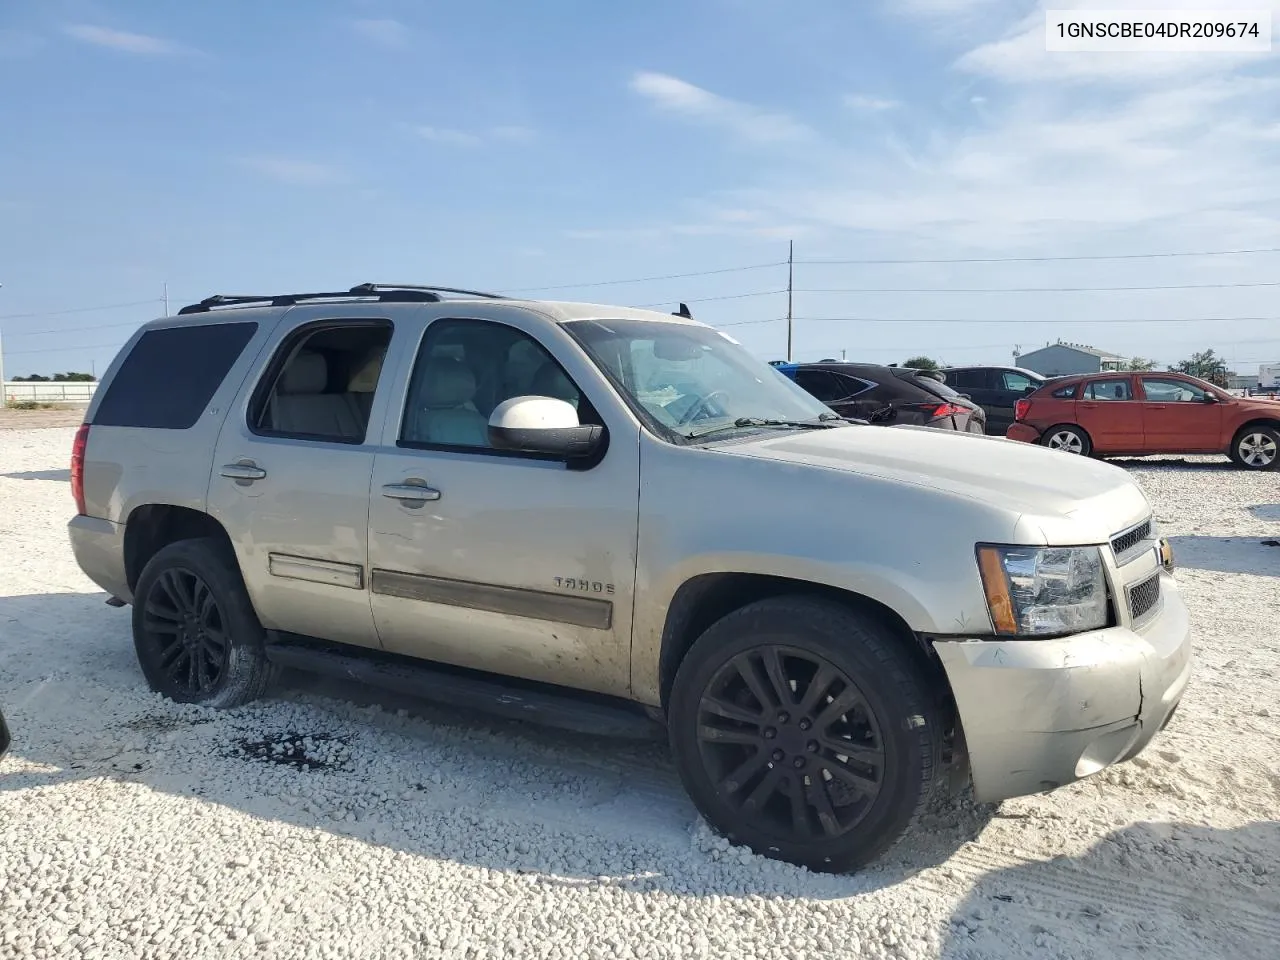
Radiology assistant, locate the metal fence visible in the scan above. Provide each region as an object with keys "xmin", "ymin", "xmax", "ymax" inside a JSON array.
[{"xmin": 3, "ymin": 381, "xmax": 98, "ymax": 404}]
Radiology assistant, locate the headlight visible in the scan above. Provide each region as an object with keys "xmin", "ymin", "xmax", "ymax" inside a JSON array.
[{"xmin": 976, "ymin": 545, "xmax": 1108, "ymax": 637}]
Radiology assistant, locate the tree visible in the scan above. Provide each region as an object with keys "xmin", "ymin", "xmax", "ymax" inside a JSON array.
[
  {"xmin": 12, "ymin": 371, "xmax": 95, "ymax": 382},
  {"xmin": 903, "ymin": 356, "xmax": 940, "ymax": 371},
  {"xmin": 1170, "ymin": 349, "xmax": 1228, "ymax": 387},
  {"xmin": 1124, "ymin": 357, "xmax": 1157, "ymax": 371}
]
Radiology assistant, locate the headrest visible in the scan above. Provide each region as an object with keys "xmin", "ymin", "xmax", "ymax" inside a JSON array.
[
  {"xmin": 420, "ymin": 358, "xmax": 477, "ymax": 408},
  {"xmin": 530, "ymin": 361, "xmax": 577, "ymax": 403},
  {"xmin": 279, "ymin": 351, "xmax": 328, "ymax": 394},
  {"xmin": 348, "ymin": 346, "xmax": 386, "ymax": 393}
]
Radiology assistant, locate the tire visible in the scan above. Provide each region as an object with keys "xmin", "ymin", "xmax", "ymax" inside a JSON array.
[
  {"xmin": 1041, "ymin": 424, "xmax": 1091, "ymax": 456},
  {"xmin": 1229, "ymin": 425, "xmax": 1280, "ymax": 471},
  {"xmin": 131, "ymin": 537, "xmax": 275, "ymax": 708},
  {"xmin": 667, "ymin": 596, "xmax": 942, "ymax": 873}
]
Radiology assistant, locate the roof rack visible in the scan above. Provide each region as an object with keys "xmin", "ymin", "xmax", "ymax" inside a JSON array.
[{"xmin": 176, "ymin": 283, "xmax": 507, "ymax": 315}]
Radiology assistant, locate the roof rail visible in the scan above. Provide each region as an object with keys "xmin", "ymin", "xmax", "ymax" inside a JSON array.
[
  {"xmin": 348, "ymin": 283, "xmax": 506, "ymax": 300},
  {"xmin": 176, "ymin": 282, "xmax": 507, "ymax": 315}
]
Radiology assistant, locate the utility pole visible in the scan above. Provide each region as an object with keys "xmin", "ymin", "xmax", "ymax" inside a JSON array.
[
  {"xmin": 0, "ymin": 283, "xmax": 6, "ymax": 403},
  {"xmin": 163, "ymin": 282, "xmax": 169, "ymax": 318},
  {"xmin": 785, "ymin": 240, "xmax": 794, "ymax": 362}
]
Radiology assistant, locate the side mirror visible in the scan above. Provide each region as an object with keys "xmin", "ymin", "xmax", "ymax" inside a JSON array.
[
  {"xmin": 1200, "ymin": 393, "xmax": 1220, "ymax": 403},
  {"xmin": 1022, "ymin": 385, "xmax": 1037, "ymax": 395},
  {"xmin": 488, "ymin": 396, "xmax": 604, "ymax": 458},
  {"xmin": 0, "ymin": 707, "xmax": 9, "ymax": 759}
]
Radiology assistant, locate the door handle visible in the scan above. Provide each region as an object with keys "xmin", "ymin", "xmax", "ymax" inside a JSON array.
[
  {"xmin": 1081, "ymin": 402, "xmax": 1098, "ymax": 408},
  {"xmin": 1147, "ymin": 404, "xmax": 1166, "ymax": 409},
  {"xmin": 220, "ymin": 461, "xmax": 267, "ymax": 482},
  {"xmin": 381, "ymin": 481, "xmax": 441, "ymax": 502}
]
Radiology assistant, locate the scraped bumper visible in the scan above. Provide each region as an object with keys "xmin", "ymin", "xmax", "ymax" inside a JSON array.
[{"xmin": 932, "ymin": 572, "xmax": 1192, "ymax": 803}]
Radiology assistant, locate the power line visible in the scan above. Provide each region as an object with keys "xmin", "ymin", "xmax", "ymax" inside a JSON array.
[
  {"xmin": 5, "ymin": 340, "xmax": 130, "ymax": 357},
  {"xmin": 0, "ymin": 298, "xmax": 163, "ymax": 321},
  {"xmin": 798, "ymin": 280, "xmax": 1280, "ymax": 294},
  {"xmin": 502, "ymin": 261, "xmax": 787, "ymax": 293},
  {"xmin": 796, "ymin": 245, "xmax": 1280, "ymax": 266},
  {"xmin": 4, "ymin": 318, "xmax": 149, "ymax": 339},
  {"xmin": 633, "ymin": 290, "xmax": 785, "ymax": 309},
  {"xmin": 722, "ymin": 314, "xmax": 1280, "ymax": 327}
]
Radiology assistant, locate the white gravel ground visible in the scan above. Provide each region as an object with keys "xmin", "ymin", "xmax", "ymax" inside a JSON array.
[{"xmin": 1, "ymin": 428, "xmax": 1277, "ymax": 960}]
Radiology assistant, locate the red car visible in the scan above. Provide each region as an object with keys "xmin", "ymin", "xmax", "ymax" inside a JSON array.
[{"xmin": 1006, "ymin": 371, "xmax": 1280, "ymax": 470}]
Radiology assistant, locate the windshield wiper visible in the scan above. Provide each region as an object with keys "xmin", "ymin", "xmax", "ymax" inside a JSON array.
[{"xmin": 687, "ymin": 414, "xmax": 845, "ymax": 441}]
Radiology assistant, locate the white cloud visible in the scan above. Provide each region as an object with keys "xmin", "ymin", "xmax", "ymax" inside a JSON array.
[
  {"xmin": 408, "ymin": 124, "xmax": 536, "ymax": 146},
  {"xmin": 844, "ymin": 94, "xmax": 900, "ymax": 112},
  {"xmin": 414, "ymin": 126, "xmax": 482, "ymax": 146},
  {"xmin": 63, "ymin": 24, "xmax": 181, "ymax": 56},
  {"xmin": 490, "ymin": 125, "xmax": 537, "ymax": 142},
  {"xmin": 236, "ymin": 156, "xmax": 345, "ymax": 186},
  {"xmin": 351, "ymin": 19, "xmax": 410, "ymax": 48},
  {"xmin": 629, "ymin": 71, "xmax": 811, "ymax": 144}
]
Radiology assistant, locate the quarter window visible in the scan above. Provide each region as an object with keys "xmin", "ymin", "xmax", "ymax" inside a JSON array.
[
  {"xmin": 1082, "ymin": 379, "xmax": 1132, "ymax": 401},
  {"xmin": 94, "ymin": 322, "xmax": 258, "ymax": 430},
  {"xmin": 399, "ymin": 318, "xmax": 586, "ymax": 451},
  {"xmin": 252, "ymin": 321, "xmax": 392, "ymax": 444},
  {"xmin": 794, "ymin": 370, "xmax": 845, "ymax": 402}
]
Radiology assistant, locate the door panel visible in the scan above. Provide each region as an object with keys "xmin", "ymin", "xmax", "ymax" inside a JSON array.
[
  {"xmin": 1137, "ymin": 376, "xmax": 1224, "ymax": 452},
  {"xmin": 1075, "ymin": 377, "xmax": 1142, "ymax": 452},
  {"xmin": 366, "ymin": 314, "xmax": 641, "ymax": 697},
  {"xmin": 207, "ymin": 311, "xmax": 396, "ymax": 649}
]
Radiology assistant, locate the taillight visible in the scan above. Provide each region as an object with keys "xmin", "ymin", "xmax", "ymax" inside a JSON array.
[
  {"xmin": 926, "ymin": 402, "xmax": 968, "ymax": 419},
  {"xmin": 71, "ymin": 423, "xmax": 89, "ymax": 516},
  {"xmin": 1014, "ymin": 398, "xmax": 1031, "ymax": 421}
]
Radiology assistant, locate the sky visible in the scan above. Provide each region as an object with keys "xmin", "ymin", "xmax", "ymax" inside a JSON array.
[{"xmin": 1, "ymin": 0, "xmax": 1279, "ymax": 378}]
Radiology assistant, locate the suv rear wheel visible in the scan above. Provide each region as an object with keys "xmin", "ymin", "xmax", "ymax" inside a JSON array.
[
  {"xmin": 132, "ymin": 538, "xmax": 275, "ymax": 708},
  {"xmin": 667, "ymin": 597, "xmax": 941, "ymax": 873},
  {"xmin": 1229, "ymin": 425, "xmax": 1280, "ymax": 470}
]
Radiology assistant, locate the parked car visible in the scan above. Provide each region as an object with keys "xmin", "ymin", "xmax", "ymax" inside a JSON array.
[
  {"xmin": 939, "ymin": 366, "xmax": 1046, "ymax": 436},
  {"xmin": 1006, "ymin": 370, "xmax": 1280, "ymax": 470},
  {"xmin": 776, "ymin": 362, "xmax": 988, "ymax": 434},
  {"xmin": 69, "ymin": 283, "xmax": 1190, "ymax": 873}
]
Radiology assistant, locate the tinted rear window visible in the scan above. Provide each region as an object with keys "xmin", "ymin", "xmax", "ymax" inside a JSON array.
[{"xmin": 94, "ymin": 322, "xmax": 258, "ymax": 429}]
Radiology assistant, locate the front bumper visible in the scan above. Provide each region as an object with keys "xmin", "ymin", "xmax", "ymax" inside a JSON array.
[
  {"xmin": 1005, "ymin": 422, "xmax": 1040, "ymax": 444},
  {"xmin": 68, "ymin": 514, "xmax": 131, "ymax": 603},
  {"xmin": 932, "ymin": 572, "xmax": 1192, "ymax": 803}
]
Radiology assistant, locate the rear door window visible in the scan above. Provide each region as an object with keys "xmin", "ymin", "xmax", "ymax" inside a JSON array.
[
  {"xmin": 93, "ymin": 322, "xmax": 258, "ymax": 429},
  {"xmin": 1001, "ymin": 371, "xmax": 1038, "ymax": 393},
  {"xmin": 793, "ymin": 369, "xmax": 845, "ymax": 402},
  {"xmin": 1083, "ymin": 379, "xmax": 1133, "ymax": 401}
]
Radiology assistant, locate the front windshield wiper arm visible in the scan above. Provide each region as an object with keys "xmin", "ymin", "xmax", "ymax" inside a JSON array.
[{"xmin": 687, "ymin": 414, "xmax": 845, "ymax": 441}]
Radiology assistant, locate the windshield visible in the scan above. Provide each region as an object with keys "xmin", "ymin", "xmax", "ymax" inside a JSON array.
[{"xmin": 564, "ymin": 318, "xmax": 838, "ymax": 441}]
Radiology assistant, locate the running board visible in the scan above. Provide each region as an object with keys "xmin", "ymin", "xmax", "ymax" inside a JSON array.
[{"xmin": 263, "ymin": 636, "xmax": 663, "ymax": 741}]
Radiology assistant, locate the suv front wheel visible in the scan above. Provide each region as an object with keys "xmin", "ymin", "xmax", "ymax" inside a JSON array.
[
  {"xmin": 668, "ymin": 596, "xmax": 942, "ymax": 873},
  {"xmin": 132, "ymin": 538, "xmax": 275, "ymax": 708}
]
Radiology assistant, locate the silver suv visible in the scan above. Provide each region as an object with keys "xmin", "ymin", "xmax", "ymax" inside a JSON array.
[{"xmin": 68, "ymin": 283, "xmax": 1192, "ymax": 872}]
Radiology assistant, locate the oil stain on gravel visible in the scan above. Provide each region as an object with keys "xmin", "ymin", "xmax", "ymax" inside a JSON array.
[{"xmin": 232, "ymin": 732, "xmax": 352, "ymax": 771}]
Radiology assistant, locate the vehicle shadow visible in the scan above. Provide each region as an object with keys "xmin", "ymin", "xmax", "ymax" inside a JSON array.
[
  {"xmin": 1167, "ymin": 535, "xmax": 1280, "ymax": 577},
  {"xmin": 941, "ymin": 820, "xmax": 1279, "ymax": 959},
  {"xmin": 0, "ymin": 590, "xmax": 997, "ymax": 900},
  {"xmin": 1102, "ymin": 457, "xmax": 1232, "ymax": 471},
  {"xmin": 1, "ymin": 468, "xmax": 71, "ymax": 481}
]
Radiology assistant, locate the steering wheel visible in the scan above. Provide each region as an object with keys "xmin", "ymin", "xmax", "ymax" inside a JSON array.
[{"xmin": 677, "ymin": 390, "xmax": 729, "ymax": 426}]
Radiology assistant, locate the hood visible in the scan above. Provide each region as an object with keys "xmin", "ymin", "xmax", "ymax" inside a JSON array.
[{"xmin": 717, "ymin": 424, "xmax": 1150, "ymax": 542}]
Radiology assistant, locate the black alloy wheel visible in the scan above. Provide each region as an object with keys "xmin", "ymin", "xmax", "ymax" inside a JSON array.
[
  {"xmin": 669, "ymin": 597, "xmax": 942, "ymax": 873},
  {"xmin": 131, "ymin": 538, "xmax": 275, "ymax": 708},
  {"xmin": 141, "ymin": 567, "xmax": 230, "ymax": 697},
  {"xmin": 695, "ymin": 645, "xmax": 885, "ymax": 841}
]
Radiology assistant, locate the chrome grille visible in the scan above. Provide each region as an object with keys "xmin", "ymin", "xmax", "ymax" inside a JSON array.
[
  {"xmin": 1111, "ymin": 519, "xmax": 1152, "ymax": 561},
  {"xmin": 1128, "ymin": 571, "xmax": 1161, "ymax": 622}
]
